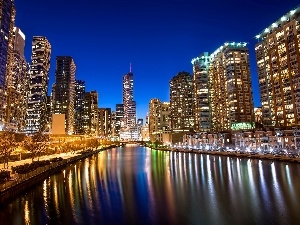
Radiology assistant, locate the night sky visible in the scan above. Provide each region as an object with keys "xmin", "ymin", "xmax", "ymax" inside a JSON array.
[{"xmin": 15, "ymin": 0, "xmax": 300, "ymax": 120}]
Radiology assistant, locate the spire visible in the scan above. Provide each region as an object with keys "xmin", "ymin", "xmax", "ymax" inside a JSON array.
[{"xmin": 130, "ymin": 63, "xmax": 132, "ymax": 73}]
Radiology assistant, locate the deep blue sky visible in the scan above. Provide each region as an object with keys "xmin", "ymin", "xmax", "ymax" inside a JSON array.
[{"xmin": 15, "ymin": 0, "xmax": 299, "ymax": 120}]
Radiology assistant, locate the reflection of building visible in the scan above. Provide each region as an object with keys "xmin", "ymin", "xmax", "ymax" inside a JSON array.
[
  {"xmin": 149, "ymin": 99, "xmax": 171, "ymax": 143},
  {"xmin": 53, "ymin": 56, "xmax": 76, "ymax": 134},
  {"xmin": 0, "ymin": 0, "xmax": 15, "ymax": 128},
  {"xmin": 83, "ymin": 91, "xmax": 98, "ymax": 135},
  {"xmin": 74, "ymin": 80, "xmax": 85, "ymax": 134},
  {"xmin": 98, "ymin": 108, "xmax": 111, "ymax": 138},
  {"xmin": 255, "ymin": 6, "xmax": 300, "ymax": 128},
  {"xmin": 170, "ymin": 72, "xmax": 194, "ymax": 143},
  {"xmin": 191, "ymin": 52, "xmax": 211, "ymax": 132},
  {"xmin": 26, "ymin": 36, "xmax": 51, "ymax": 133},
  {"xmin": 209, "ymin": 42, "xmax": 254, "ymax": 132}
]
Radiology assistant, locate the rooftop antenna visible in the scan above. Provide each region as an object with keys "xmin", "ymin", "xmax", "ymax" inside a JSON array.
[{"xmin": 130, "ymin": 62, "xmax": 132, "ymax": 73}]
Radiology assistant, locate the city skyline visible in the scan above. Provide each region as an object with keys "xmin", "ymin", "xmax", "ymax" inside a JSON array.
[{"xmin": 14, "ymin": 0, "xmax": 300, "ymax": 119}]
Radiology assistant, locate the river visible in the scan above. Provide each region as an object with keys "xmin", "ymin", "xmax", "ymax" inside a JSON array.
[{"xmin": 1, "ymin": 145, "xmax": 300, "ymax": 225}]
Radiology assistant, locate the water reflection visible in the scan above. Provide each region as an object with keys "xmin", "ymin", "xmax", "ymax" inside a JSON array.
[{"xmin": 1, "ymin": 146, "xmax": 300, "ymax": 224}]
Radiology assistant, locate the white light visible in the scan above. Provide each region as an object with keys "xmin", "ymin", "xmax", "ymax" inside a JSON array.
[
  {"xmin": 290, "ymin": 10, "xmax": 296, "ymax": 15},
  {"xmin": 255, "ymin": 35, "xmax": 260, "ymax": 39},
  {"xmin": 281, "ymin": 16, "xmax": 287, "ymax": 22},
  {"xmin": 264, "ymin": 28, "xmax": 270, "ymax": 33},
  {"xmin": 271, "ymin": 23, "xmax": 277, "ymax": 28}
]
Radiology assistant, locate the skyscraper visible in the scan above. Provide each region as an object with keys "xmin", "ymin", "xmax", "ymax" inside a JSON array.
[
  {"xmin": 0, "ymin": 0, "xmax": 15, "ymax": 127},
  {"xmin": 122, "ymin": 66, "xmax": 136, "ymax": 128},
  {"xmin": 53, "ymin": 56, "xmax": 76, "ymax": 134},
  {"xmin": 6, "ymin": 27, "xmax": 28, "ymax": 131},
  {"xmin": 170, "ymin": 71, "xmax": 195, "ymax": 133},
  {"xmin": 74, "ymin": 80, "xmax": 85, "ymax": 134},
  {"xmin": 26, "ymin": 36, "xmax": 51, "ymax": 133},
  {"xmin": 255, "ymin": 6, "xmax": 300, "ymax": 128},
  {"xmin": 209, "ymin": 42, "xmax": 254, "ymax": 132},
  {"xmin": 191, "ymin": 52, "xmax": 211, "ymax": 132},
  {"xmin": 115, "ymin": 103, "xmax": 124, "ymax": 138}
]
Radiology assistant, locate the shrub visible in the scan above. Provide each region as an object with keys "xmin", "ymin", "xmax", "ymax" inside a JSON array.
[
  {"xmin": 0, "ymin": 170, "xmax": 10, "ymax": 183},
  {"xmin": 12, "ymin": 160, "xmax": 50, "ymax": 174}
]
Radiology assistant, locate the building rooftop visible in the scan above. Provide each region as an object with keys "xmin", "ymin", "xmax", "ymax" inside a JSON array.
[{"xmin": 255, "ymin": 5, "xmax": 300, "ymax": 40}]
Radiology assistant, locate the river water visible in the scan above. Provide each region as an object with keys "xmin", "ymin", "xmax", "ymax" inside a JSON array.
[{"xmin": 1, "ymin": 145, "xmax": 300, "ymax": 225}]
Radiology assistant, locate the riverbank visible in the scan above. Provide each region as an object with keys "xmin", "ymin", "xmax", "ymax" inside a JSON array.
[
  {"xmin": 0, "ymin": 145, "xmax": 117, "ymax": 203},
  {"xmin": 150, "ymin": 146, "xmax": 300, "ymax": 163}
]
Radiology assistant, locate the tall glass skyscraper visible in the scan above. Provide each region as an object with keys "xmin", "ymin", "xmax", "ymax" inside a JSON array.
[
  {"xmin": 26, "ymin": 36, "xmax": 51, "ymax": 133},
  {"xmin": 0, "ymin": 0, "xmax": 15, "ymax": 128},
  {"xmin": 122, "ymin": 67, "xmax": 136, "ymax": 128},
  {"xmin": 6, "ymin": 27, "xmax": 28, "ymax": 131}
]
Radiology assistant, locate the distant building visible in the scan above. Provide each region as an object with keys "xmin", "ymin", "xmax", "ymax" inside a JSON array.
[
  {"xmin": 148, "ymin": 99, "xmax": 171, "ymax": 143},
  {"xmin": 209, "ymin": 42, "xmax": 254, "ymax": 132},
  {"xmin": 191, "ymin": 52, "xmax": 211, "ymax": 132},
  {"xmin": 98, "ymin": 108, "xmax": 111, "ymax": 138},
  {"xmin": 83, "ymin": 91, "xmax": 98, "ymax": 136},
  {"xmin": 53, "ymin": 56, "xmax": 76, "ymax": 134},
  {"xmin": 26, "ymin": 36, "xmax": 51, "ymax": 133},
  {"xmin": 170, "ymin": 71, "xmax": 195, "ymax": 143},
  {"xmin": 255, "ymin": 6, "xmax": 300, "ymax": 128},
  {"xmin": 115, "ymin": 103, "xmax": 124, "ymax": 138},
  {"xmin": 74, "ymin": 80, "xmax": 85, "ymax": 134}
]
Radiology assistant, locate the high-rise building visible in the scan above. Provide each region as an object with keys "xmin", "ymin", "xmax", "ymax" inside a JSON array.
[
  {"xmin": 149, "ymin": 98, "xmax": 171, "ymax": 142},
  {"xmin": 98, "ymin": 108, "xmax": 111, "ymax": 138},
  {"xmin": 191, "ymin": 52, "xmax": 211, "ymax": 132},
  {"xmin": 26, "ymin": 36, "xmax": 51, "ymax": 133},
  {"xmin": 170, "ymin": 72, "xmax": 195, "ymax": 143},
  {"xmin": 83, "ymin": 91, "xmax": 98, "ymax": 136},
  {"xmin": 0, "ymin": 0, "xmax": 15, "ymax": 128},
  {"xmin": 6, "ymin": 27, "xmax": 28, "ymax": 131},
  {"xmin": 255, "ymin": 6, "xmax": 300, "ymax": 128},
  {"xmin": 209, "ymin": 42, "xmax": 254, "ymax": 132},
  {"xmin": 53, "ymin": 56, "xmax": 76, "ymax": 134},
  {"xmin": 74, "ymin": 80, "xmax": 85, "ymax": 134},
  {"xmin": 122, "ymin": 67, "xmax": 136, "ymax": 128}
]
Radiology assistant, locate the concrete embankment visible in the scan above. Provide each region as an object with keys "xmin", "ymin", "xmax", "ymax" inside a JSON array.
[
  {"xmin": 149, "ymin": 147, "xmax": 300, "ymax": 163},
  {"xmin": 0, "ymin": 146, "xmax": 115, "ymax": 204}
]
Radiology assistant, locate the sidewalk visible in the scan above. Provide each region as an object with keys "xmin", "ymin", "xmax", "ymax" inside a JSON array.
[{"xmin": 1, "ymin": 151, "xmax": 81, "ymax": 173}]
